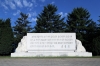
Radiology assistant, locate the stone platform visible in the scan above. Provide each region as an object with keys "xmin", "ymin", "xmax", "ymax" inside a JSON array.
[
  {"xmin": 11, "ymin": 52, "xmax": 92, "ymax": 57},
  {"xmin": 11, "ymin": 33, "xmax": 92, "ymax": 57}
]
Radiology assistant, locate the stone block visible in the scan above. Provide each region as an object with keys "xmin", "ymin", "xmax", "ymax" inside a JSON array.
[{"xmin": 11, "ymin": 33, "xmax": 92, "ymax": 57}]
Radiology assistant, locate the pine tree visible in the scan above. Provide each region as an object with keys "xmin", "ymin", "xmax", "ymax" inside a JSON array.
[
  {"xmin": 34, "ymin": 4, "xmax": 66, "ymax": 33},
  {"xmin": 66, "ymin": 7, "xmax": 93, "ymax": 52},
  {"xmin": 0, "ymin": 18, "xmax": 14, "ymax": 55},
  {"xmin": 0, "ymin": 19, "xmax": 3, "ymax": 47},
  {"xmin": 13, "ymin": 12, "xmax": 32, "ymax": 47},
  {"xmin": 97, "ymin": 16, "xmax": 100, "ymax": 36},
  {"xmin": 91, "ymin": 16, "xmax": 100, "ymax": 56},
  {"xmin": 92, "ymin": 36, "xmax": 100, "ymax": 55},
  {"xmin": 67, "ymin": 8, "xmax": 91, "ymax": 32},
  {"xmin": 67, "ymin": 7, "xmax": 92, "ymax": 40}
]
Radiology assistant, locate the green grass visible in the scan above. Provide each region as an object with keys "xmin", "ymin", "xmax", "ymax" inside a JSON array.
[
  {"xmin": 0, "ymin": 56, "xmax": 100, "ymax": 59},
  {"xmin": 91, "ymin": 56, "xmax": 100, "ymax": 58},
  {"xmin": 0, "ymin": 56, "xmax": 10, "ymax": 58}
]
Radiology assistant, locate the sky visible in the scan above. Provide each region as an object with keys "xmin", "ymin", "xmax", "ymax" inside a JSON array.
[{"xmin": 0, "ymin": 0, "xmax": 100, "ymax": 27}]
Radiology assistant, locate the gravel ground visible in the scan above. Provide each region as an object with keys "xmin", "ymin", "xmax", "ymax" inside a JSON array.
[{"xmin": 0, "ymin": 58, "xmax": 100, "ymax": 66}]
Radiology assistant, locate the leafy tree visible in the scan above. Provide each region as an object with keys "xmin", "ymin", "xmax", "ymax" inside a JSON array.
[
  {"xmin": 34, "ymin": 4, "xmax": 66, "ymax": 33},
  {"xmin": 66, "ymin": 7, "xmax": 93, "ymax": 52},
  {"xmin": 0, "ymin": 18, "xmax": 14, "ymax": 55},
  {"xmin": 13, "ymin": 12, "xmax": 32, "ymax": 48}
]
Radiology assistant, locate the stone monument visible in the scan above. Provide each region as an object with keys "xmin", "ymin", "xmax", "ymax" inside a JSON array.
[{"xmin": 11, "ymin": 33, "xmax": 92, "ymax": 57}]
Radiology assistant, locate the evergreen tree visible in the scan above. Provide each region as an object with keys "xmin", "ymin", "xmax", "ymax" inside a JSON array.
[
  {"xmin": 86, "ymin": 21, "xmax": 97, "ymax": 52},
  {"xmin": 34, "ymin": 4, "xmax": 66, "ymax": 33},
  {"xmin": 66, "ymin": 7, "xmax": 93, "ymax": 52},
  {"xmin": 13, "ymin": 12, "xmax": 32, "ymax": 47},
  {"xmin": 67, "ymin": 7, "xmax": 92, "ymax": 35},
  {"xmin": 92, "ymin": 36, "xmax": 100, "ymax": 55},
  {"xmin": 0, "ymin": 19, "xmax": 3, "ymax": 46},
  {"xmin": 92, "ymin": 16, "xmax": 100, "ymax": 56},
  {"xmin": 0, "ymin": 18, "xmax": 14, "ymax": 55},
  {"xmin": 97, "ymin": 16, "xmax": 100, "ymax": 36},
  {"xmin": 98, "ymin": 16, "xmax": 100, "ymax": 22}
]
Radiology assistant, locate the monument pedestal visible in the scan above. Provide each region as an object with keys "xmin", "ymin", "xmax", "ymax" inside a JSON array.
[
  {"xmin": 11, "ymin": 52, "xmax": 92, "ymax": 57},
  {"xmin": 11, "ymin": 33, "xmax": 92, "ymax": 57}
]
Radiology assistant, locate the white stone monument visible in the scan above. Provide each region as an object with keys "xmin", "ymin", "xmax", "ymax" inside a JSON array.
[{"xmin": 11, "ymin": 33, "xmax": 92, "ymax": 57}]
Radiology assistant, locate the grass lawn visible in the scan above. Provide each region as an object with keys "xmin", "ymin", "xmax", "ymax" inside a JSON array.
[{"xmin": 0, "ymin": 56, "xmax": 100, "ymax": 59}]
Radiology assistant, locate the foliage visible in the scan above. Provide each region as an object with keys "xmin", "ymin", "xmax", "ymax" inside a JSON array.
[
  {"xmin": 91, "ymin": 16, "xmax": 100, "ymax": 56},
  {"xmin": 96, "ymin": 16, "xmax": 100, "ymax": 36},
  {"xmin": 34, "ymin": 4, "xmax": 66, "ymax": 33},
  {"xmin": 13, "ymin": 12, "xmax": 32, "ymax": 47},
  {"xmin": 0, "ymin": 19, "xmax": 14, "ymax": 55},
  {"xmin": 66, "ymin": 7, "xmax": 96, "ymax": 52},
  {"xmin": 92, "ymin": 36, "xmax": 100, "ymax": 56},
  {"xmin": 0, "ymin": 20, "xmax": 2, "ymax": 46},
  {"xmin": 67, "ymin": 7, "xmax": 92, "ymax": 38}
]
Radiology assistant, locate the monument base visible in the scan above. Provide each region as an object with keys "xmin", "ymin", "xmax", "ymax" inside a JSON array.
[
  {"xmin": 11, "ymin": 52, "xmax": 92, "ymax": 57},
  {"xmin": 11, "ymin": 33, "xmax": 92, "ymax": 57}
]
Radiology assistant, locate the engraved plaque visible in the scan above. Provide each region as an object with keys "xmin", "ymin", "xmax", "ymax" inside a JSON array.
[{"xmin": 27, "ymin": 33, "xmax": 76, "ymax": 51}]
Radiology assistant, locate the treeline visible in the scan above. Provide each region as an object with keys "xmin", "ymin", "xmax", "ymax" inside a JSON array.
[
  {"xmin": 0, "ymin": 19, "xmax": 14, "ymax": 55},
  {"xmin": 0, "ymin": 4, "xmax": 100, "ymax": 56}
]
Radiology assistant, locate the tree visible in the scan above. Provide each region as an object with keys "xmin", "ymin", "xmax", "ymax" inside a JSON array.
[
  {"xmin": 96, "ymin": 16, "xmax": 100, "ymax": 36},
  {"xmin": 34, "ymin": 4, "xmax": 66, "ymax": 33},
  {"xmin": 66, "ymin": 7, "xmax": 93, "ymax": 52},
  {"xmin": 98, "ymin": 16, "xmax": 100, "ymax": 22},
  {"xmin": 86, "ymin": 21, "xmax": 97, "ymax": 52},
  {"xmin": 92, "ymin": 36, "xmax": 100, "ymax": 55},
  {"xmin": 0, "ymin": 19, "xmax": 3, "ymax": 47},
  {"xmin": 13, "ymin": 12, "xmax": 32, "ymax": 48},
  {"xmin": 0, "ymin": 18, "xmax": 14, "ymax": 55},
  {"xmin": 67, "ymin": 7, "xmax": 92, "ymax": 35},
  {"xmin": 91, "ymin": 16, "xmax": 100, "ymax": 56}
]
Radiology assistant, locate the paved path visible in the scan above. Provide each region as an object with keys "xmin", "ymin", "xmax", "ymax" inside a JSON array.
[{"xmin": 0, "ymin": 58, "xmax": 100, "ymax": 66}]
